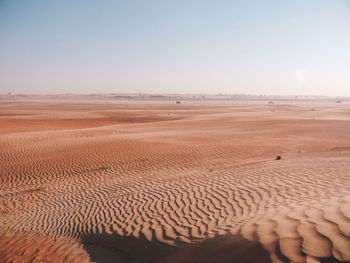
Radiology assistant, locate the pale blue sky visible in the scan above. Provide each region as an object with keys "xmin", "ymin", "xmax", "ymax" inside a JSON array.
[{"xmin": 1, "ymin": 0, "xmax": 349, "ymax": 96}]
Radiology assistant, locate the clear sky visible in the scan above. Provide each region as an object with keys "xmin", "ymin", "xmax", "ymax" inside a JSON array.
[{"xmin": 1, "ymin": 0, "xmax": 349, "ymax": 96}]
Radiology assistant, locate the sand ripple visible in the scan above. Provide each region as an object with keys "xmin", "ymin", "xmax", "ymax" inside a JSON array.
[{"xmin": 1, "ymin": 103, "xmax": 350, "ymax": 262}]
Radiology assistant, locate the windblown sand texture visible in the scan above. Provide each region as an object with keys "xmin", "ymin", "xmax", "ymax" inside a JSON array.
[{"xmin": 1, "ymin": 99, "xmax": 350, "ymax": 263}]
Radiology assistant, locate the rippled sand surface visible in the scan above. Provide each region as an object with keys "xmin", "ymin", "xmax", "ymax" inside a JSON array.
[{"xmin": 1, "ymin": 100, "xmax": 350, "ymax": 263}]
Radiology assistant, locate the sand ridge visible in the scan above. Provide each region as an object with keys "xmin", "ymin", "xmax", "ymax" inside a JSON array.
[{"xmin": 1, "ymin": 100, "xmax": 350, "ymax": 262}]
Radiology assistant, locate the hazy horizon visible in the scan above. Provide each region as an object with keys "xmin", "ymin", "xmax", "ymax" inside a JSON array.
[
  {"xmin": 1, "ymin": 1, "xmax": 350, "ymax": 96},
  {"xmin": 1, "ymin": 92, "xmax": 350, "ymax": 99}
]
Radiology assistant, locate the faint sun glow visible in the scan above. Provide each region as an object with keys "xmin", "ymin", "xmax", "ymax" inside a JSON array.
[{"xmin": 295, "ymin": 69, "xmax": 309, "ymax": 86}]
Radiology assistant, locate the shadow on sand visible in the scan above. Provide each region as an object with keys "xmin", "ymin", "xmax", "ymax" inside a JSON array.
[{"xmin": 82, "ymin": 232, "xmax": 272, "ymax": 263}]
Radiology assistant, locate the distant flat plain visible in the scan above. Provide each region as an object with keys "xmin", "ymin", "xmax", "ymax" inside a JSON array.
[{"xmin": 1, "ymin": 94, "xmax": 350, "ymax": 263}]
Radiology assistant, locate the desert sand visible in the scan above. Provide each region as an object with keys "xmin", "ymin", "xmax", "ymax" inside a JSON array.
[{"xmin": 1, "ymin": 96, "xmax": 350, "ymax": 263}]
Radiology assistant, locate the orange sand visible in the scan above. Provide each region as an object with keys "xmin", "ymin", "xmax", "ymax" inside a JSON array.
[{"xmin": 1, "ymin": 98, "xmax": 350, "ymax": 263}]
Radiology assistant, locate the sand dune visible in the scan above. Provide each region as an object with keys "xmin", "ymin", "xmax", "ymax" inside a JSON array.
[
  {"xmin": 0, "ymin": 231, "xmax": 91, "ymax": 263},
  {"xmin": 1, "ymin": 100, "xmax": 350, "ymax": 262}
]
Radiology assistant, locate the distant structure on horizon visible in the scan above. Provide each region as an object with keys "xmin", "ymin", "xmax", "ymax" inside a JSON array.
[{"xmin": 7, "ymin": 91, "xmax": 16, "ymax": 101}]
